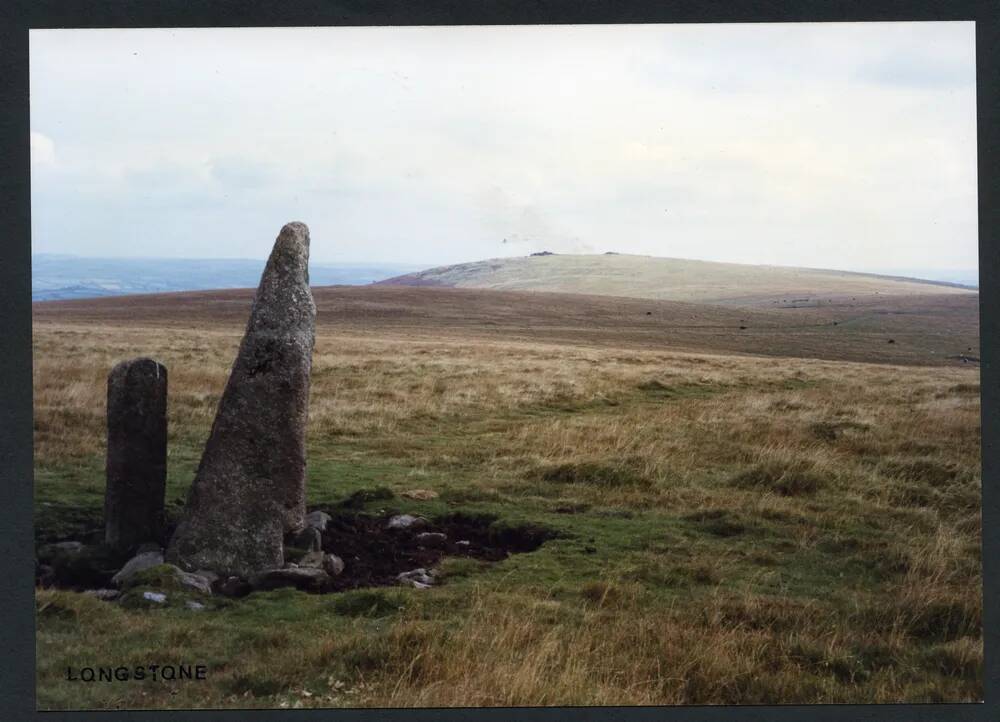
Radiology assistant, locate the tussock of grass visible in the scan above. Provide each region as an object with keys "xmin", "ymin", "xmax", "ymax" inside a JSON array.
[
  {"xmin": 538, "ymin": 461, "xmax": 652, "ymax": 488},
  {"xmin": 729, "ymin": 461, "xmax": 827, "ymax": 496},
  {"xmin": 879, "ymin": 459, "xmax": 958, "ymax": 486}
]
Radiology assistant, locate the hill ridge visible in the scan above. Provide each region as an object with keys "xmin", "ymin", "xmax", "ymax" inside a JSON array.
[{"xmin": 378, "ymin": 253, "xmax": 975, "ymax": 305}]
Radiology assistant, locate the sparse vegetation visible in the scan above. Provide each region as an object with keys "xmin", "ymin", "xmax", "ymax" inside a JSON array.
[{"xmin": 32, "ymin": 286, "xmax": 982, "ymax": 708}]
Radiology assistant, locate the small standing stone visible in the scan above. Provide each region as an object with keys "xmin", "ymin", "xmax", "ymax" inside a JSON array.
[{"xmin": 104, "ymin": 358, "xmax": 167, "ymax": 553}]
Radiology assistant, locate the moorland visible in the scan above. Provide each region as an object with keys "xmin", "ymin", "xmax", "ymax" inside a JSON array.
[{"xmin": 33, "ymin": 255, "xmax": 982, "ymax": 708}]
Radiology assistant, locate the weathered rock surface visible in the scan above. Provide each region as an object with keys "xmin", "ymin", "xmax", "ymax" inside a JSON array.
[
  {"xmin": 104, "ymin": 358, "xmax": 167, "ymax": 553},
  {"xmin": 415, "ymin": 532, "xmax": 447, "ymax": 547},
  {"xmin": 298, "ymin": 551, "xmax": 345, "ymax": 577},
  {"xmin": 305, "ymin": 510, "xmax": 332, "ymax": 531},
  {"xmin": 323, "ymin": 554, "xmax": 346, "ymax": 577},
  {"xmin": 167, "ymin": 222, "xmax": 317, "ymax": 577},
  {"xmin": 386, "ymin": 514, "xmax": 428, "ymax": 531},
  {"xmin": 289, "ymin": 526, "xmax": 322, "ymax": 552},
  {"xmin": 111, "ymin": 550, "xmax": 165, "ymax": 587},
  {"xmin": 396, "ymin": 568, "xmax": 435, "ymax": 589},
  {"xmin": 216, "ymin": 576, "xmax": 253, "ymax": 598},
  {"xmin": 173, "ymin": 569, "xmax": 213, "ymax": 595},
  {"xmin": 142, "ymin": 591, "xmax": 167, "ymax": 604},
  {"xmin": 249, "ymin": 566, "xmax": 330, "ymax": 592}
]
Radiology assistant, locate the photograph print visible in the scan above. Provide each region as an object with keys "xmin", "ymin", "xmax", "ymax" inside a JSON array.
[{"xmin": 30, "ymin": 21, "xmax": 982, "ymax": 709}]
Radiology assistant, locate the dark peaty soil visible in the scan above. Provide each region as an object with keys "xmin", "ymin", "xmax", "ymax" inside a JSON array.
[{"xmin": 318, "ymin": 510, "xmax": 554, "ymax": 592}]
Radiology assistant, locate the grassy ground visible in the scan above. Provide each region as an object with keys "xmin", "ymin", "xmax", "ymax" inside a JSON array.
[{"xmin": 33, "ymin": 291, "xmax": 982, "ymax": 709}]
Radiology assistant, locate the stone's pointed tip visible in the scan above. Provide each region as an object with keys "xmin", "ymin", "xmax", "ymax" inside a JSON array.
[{"xmin": 279, "ymin": 221, "xmax": 310, "ymax": 238}]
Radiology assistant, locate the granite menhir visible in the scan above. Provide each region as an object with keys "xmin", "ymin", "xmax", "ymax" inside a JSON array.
[
  {"xmin": 167, "ymin": 222, "xmax": 317, "ymax": 577},
  {"xmin": 104, "ymin": 357, "xmax": 168, "ymax": 552}
]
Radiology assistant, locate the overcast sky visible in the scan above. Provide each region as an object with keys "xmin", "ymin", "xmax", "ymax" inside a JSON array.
[{"xmin": 30, "ymin": 22, "xmax": 977, "ymax": 273}]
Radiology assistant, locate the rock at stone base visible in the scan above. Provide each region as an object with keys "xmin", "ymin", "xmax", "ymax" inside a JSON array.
[
  {"xmin": 166, "ymin": 222, "xmax": 316, "ymax": 578},
  {"xmin": 186, "ymin": 601, "xmax": 206, "ymax": 611},
  {"xmin": 143, "ymin": 591, "xmax": 167, "ymax": 604},
  {"xmin": 111, "ymin": 550, "xmax": 165, "ymax": 587},
  {"xmin": 296, "ymin": 550, "xmax": 325, "ymax": 568},
  {"xmin": 289, "ymin": 526, "xmax": 322, "ymax": 552},
  {"xmin": 249, "ymin": 567, "xmax": 330, "ymax": 593},
  {"xmin": 216, "ymin": 576, "xmax": 253, "ymax": 598},
  {"xmin": 386, "ymin": 514, "xmax": 428, "ymax": 531},
  {"xmin": 415, "ymin": 532, "xmax": 447, "ymax": 547},
  {"xmin": 298, "ymin": 551, "xmax": 346, "ymax": 577},
  {"xmin": 173, "ymin": 568, "xmax": 213, "ymax": 595},
  {"xmin": 83, "ymin": 588, "xmax": 120, "ymax": 601},
  {"xmin": 323, "ymin": 554, "xmax": 345, "ymax": 577},
  {"xmin": 104, "ymin": 357, "xmax": 168, "ymax": 553},
  {"xmin": 305, "ymin": 510, "xmax": 331, "ymax": 531},
  {"xmin": 397, "ymin": 568, "xmax": 435, "ymax": 589}
]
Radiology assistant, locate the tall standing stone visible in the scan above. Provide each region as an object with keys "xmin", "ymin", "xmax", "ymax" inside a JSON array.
[
  {"xmin": 105, "ymin": 358, "xmax": 168, "ymax": 552},
  {"xmin": 166, "ymin": 222, "xmax": 316, "ymax": 577}
]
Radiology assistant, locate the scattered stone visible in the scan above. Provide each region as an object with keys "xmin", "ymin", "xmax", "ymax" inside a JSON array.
[
  {"xmin": 323, "ymin": 554, "xmax": 345, "ymax": 577},
  {"xmin": 289, "ymin": 526, "xmax": 322, "ymax": 552},
  {"xmin": 174, "ymin": 569, "xmax": 213, "ymax": 595},
  {"xmin": 249, "ymin": 566, "xmax": 330, "ymax": 593},
  {"xmin": 396, "ymin": 568, "xmax": 435, "ymax": 589},
  {"xmin": 111, "ymin": 550, "xmax": 165, "ymax": 587},
  {"xmin": 400, "ymin": 489, "xmax": 438, "ymax": 500},
  {"xmin": 83, "ymin": 588, "xmax": 120, "ymax": 601},
  {"xmin": 304, "ymin": 510, "xmax": 331, "ymax": 531},
  {"xmin": 456, "ymin": 540, "xmax": 471, "ymax": 547},
  {"xmin": 415, "ymin": 532, "xmax": 447, "ymax": 548},
  {"xmin": 386, "ymin": 514, "xmax": 428, "ymax": 531},
  {"xmin": 216, "ymin": 576, "xmax": 253, "ymax": 598},
  {"xmin": 104, "ymin": 358, "xmax": 168, "ymax": 553},
  {"xmin": 167, "ymin": 223, "xmax": 317, "ymax": 577},
  {"xmin": 297, "ymin": 550, "xmax": 325, "ymax": 568},
  {"xmin": 185, "ymin": 601, "xmax": 206, "ymax": 611},
  {"xmin": 142, "ymin": 591, "xmax": 167, "ymax": 604},
  {"xmin": 294, "ymin": 551, "xmax": 345, "ymax": 577}
]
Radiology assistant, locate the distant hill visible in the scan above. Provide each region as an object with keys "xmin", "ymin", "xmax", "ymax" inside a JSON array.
[
  {"xmin": 31, "ymin": 255, "xmax": 422, "ymax": 302},
  {"xmin": 378, "ymin": 254, "xmax": 976, "ymax": 306}
]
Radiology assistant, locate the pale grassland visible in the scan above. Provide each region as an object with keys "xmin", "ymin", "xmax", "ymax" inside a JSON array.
[
  {"xmin": 33, "ymin": 318, "xmax": 982, "ymax": 708},
  {"xmin": 383, "ymin": 253, "xmax": 975, "ymax": 304}
]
